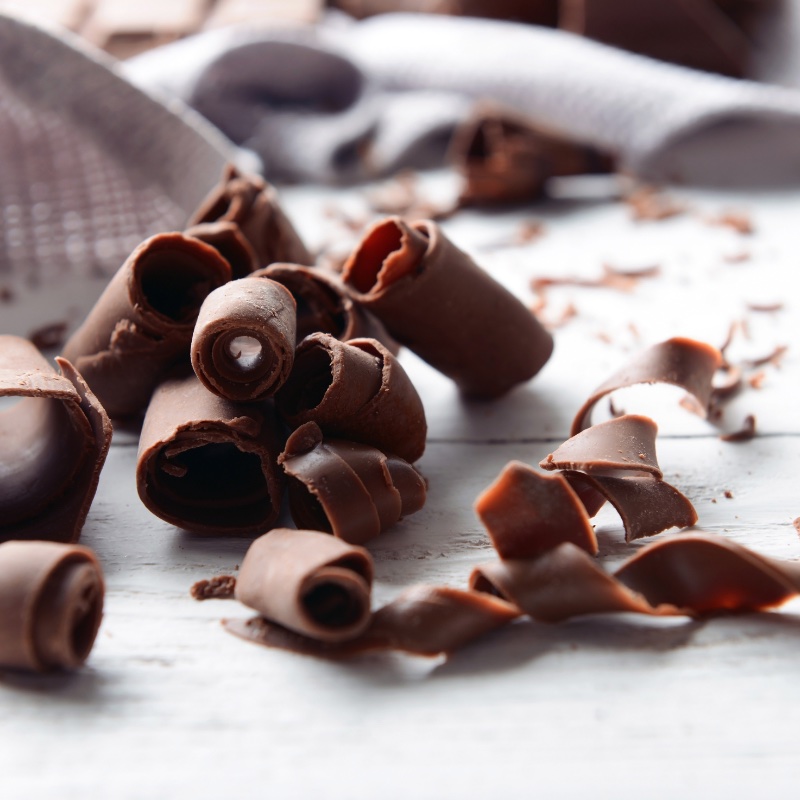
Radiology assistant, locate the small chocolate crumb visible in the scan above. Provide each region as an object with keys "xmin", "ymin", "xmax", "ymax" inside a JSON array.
[
  {"xmin": 707, "ymin": 211, "xmax": 754, "ymax": 236},
  {"xmin": 28, "ymin": 321, "xmax": 68, "ymax": 350},
  {"xmin": 625, "ymin": 187, "xmax": 686, "ymax": 221},
  {"xmin": 724, "ymin": 490, "xmax": 734, "ymax": 499},
  {"xmin": 190, "ymin": 575, "xmax": 237, "ymax": 600},
  {"xmin": 748, "ymin": 372, "xmax": 766, "ymax": 390},
  {"xmin": 723, "ymin": 251, "xmax": 751, "ymax": 264},
  {"xmin": 720, "ymin": 414, "xmax": 756, "ymax": 443},
  {"xmin": 793, "ymin": 518, "xmax": 800, "ymax": 537}
]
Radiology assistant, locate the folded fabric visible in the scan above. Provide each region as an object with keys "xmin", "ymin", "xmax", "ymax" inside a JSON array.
[{"xmin": 125, "ymin": 10, "xmax": 800, "ymax": 186}]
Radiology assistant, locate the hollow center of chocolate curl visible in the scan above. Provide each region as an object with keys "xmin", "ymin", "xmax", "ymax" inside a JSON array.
[
  {"xmin": 302, "ymin": 582, "xmax": 365, "ymax": 629},
  {"xmin": 226, "ymin": 335, "xmax": 264, "ymax": 372},
  {"xmin": 278, "ymin": 342, "xmax": 332, "ymax": 413}
]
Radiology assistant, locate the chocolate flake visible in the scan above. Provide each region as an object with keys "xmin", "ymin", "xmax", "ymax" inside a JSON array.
[
  {"xmin": 720, "ymin": 414, "xmax": 756, "ymax": 442},
  {"xmin": 191, "ymin": 575, "xmax": 237, "ymax": 600},
  {"xmin": 706, "ymin": 211, "xmax": 755, "ymax": 235},
  {"xmin": 624, "ymin": 186, "xmax": 686, "ymax": 222}
]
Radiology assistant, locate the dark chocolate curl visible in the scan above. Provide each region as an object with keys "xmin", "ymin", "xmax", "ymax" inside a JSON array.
[
  {"xmin": 342, "ymin": 217, "xmax": 553, "ymax": 398},
  {"xmin": 541, "ymin": 414, "xmax": 663, "ymax": 478},
  {"xmin": 257, "ymin": 263, "xmax": 396, "ymax": 349},
  {"xmin": 184, "ymin": 221, "xmax": 260, "ymax": 279},
  {"xmin": 563, "ymin": 471, "xmax": 698, "ymax": 541},
  {"xmin": 235, "ymin": 528, "xmax": 374, "ymax": 642},
  {"xmin": 0, "ymin": 541, "xmax": 104, "ymax": 672},
  {"xmin": 191, "ymin": 277, "xmax": 297, "ymax": 402},
  {"xmin": 136, "ymin": 375, "xmax": 284, "ymax": 536},
  {"xmin": 0, "ymin": 336, "xmax": 111, "ymax": 544},
  {"xmin": 475, "ymin": 461, "xmax": 598, "ymax": 559},
  {"xmin": 62, "ymin": 232, "xmax": 231, "ymax": 419},
  {"xmin": 451, "ymin": 105, "xmax": 615, "ymax": 206},
  {"xmin": 571, "ymin": 337, "xmax": 723, "ymax": 435},
  {"xmin": 276, "ymin": 333, "xmax": 427, "ymax": 463},
  {"xmin": 189, "ymin": 165, "xmax": 312, "ymax": 269},
  {"xmin": 279, "ymin": 422, "xmax": 426, "ymax": 544}
]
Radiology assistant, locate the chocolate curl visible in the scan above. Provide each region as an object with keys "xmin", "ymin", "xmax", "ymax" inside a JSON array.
[
  {"xmin": 279, "ymin": 421, "xmax": 426, "ymax": 545},
  {"xmin": 136, "ymin": 374, "xmax": 284, "ymax": 536},
  {"xmin": 276, "ymin": 333, "xmax": 427, "ymax": 463},
  {"xmin": 225, "ymin": 584, "xmax": 520, "ymax": 658},
  {"xmin": 0, "ymin": 541, "xmax": 104, "ymax": 672},
  {"xmin": 571, "ymin": 337, "xmax": 723, "ymax": 435},
  {"xmin": 451, "ymin": 105, "xmax": 615, "ymax": 206},
  {"xmin": 474, "ymin": 461, "xmax": 598, "ymax": 559},
  {"xmin": 257, "ymin": 263, "xmax": 396, "ymax": 349},
  {"xmin": 184, "ymin": 221, "xmax": 260, "ymax": 279},
  {"xmin": 62, "ymin": 232, "xmax": 231, "ymax": 419},
  {"xmin": 234, "ymin": 528, "xmax": 373, "ymax": 643},
  {"xmin": 342, "ymin": 217, "xmax": 553, "ymax": 398},
  {"xmin": 0, "ymin": 336, "xmax": 111, "ymax": 544},
  {"xmin": 541, "ymin": 414, "xmax": 662, "ymax": 478},
  {"xmin": 190, "ymin": 165, "xmax": 312, "ymax": 269},
  {"xmin": 191, "ymin": 277, "xmax": 297, "ymax": 402}
]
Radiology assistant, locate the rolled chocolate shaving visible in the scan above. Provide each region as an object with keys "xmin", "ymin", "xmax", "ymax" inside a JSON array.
[
  {"xmin": 191, "ymin": 277, "xmax": 297, "ymax": 402},
  {"xmin": 184, "ymin": 221, "xmax": 260, "ymax": 279},
  {"xmin": 189, "ymin": 164, "xmax": 312, "ymax": 269},
  {"xmin": 279, "ymin": 421, "xmax": 426, "ymax": 545},
  {"xmin": 62, "ymin": 232, "xmax": 232, "ymax": 419},
  {"xmin": 342, "ymin": 217, "xmax": 553, "ymax": 398},
  {"xmin": 276, "ymin": 333, "xmax": 427, "ymax": 463},
  {"xmin": 562, "ymin": 470, "xmax": 698, "ymax": 542},
  {"xmin": 540, "ymin": 414, "xmax": 662, "ymax": 478},
  {"xmin": 256, "ymin": 263, "xmax": 396, "ymax": 349},
  {"xmin": 450, "ymin": 105, "xmax": 615, "ymax": 206},
  {"xmin": 234, "ymin": 528, "xmax": 374, "ymax": 643},
  {"xmin": 136, "ymin": 374, "xmax": 284, "ymax": 536},
  {"xmin": 474, "ymin": 461, "xmax": 598, "ymax": 559},
  {"xmin": 0, "ymin": 336, "xmax": 111, "ymax": 544},
  {"xmin": 0, "ymin": 541, "xmax": 104, "ymax": 672},
  {"xmin": 571, "ymin": 337, "xmax": 723, "ymax": 435}
]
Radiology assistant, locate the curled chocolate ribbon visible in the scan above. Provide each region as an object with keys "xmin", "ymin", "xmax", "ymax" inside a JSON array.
[
  {"xmin": 571, "ymin": 337, "xmax": 722, "ymax": 435},
  {"xmin": 279, "ymin": 421, "xmax": 426, "ymax": 545},
  {"xmin": 191, "ymin": 277, "xmax": 297, "ymax": 402},
  {"xmin": 189, "ymin": 165, "xmax": 312, "ymax": 269},
  {"xmin": 256, "ymin": 263, "xmax": 395, "ymax": 349},
  {"xmin": 276, "ymin": 333, "xmax": 427, "ymax": 463},
  {"xmin": 184, "ymin": 221, "xmax": 260, "ymax": 279},
  {"xmin": 0, "ymin": 541, "xmax": 104, "ymax": 672},
  {"xmin": 0, "ymin": 336, "xmax": 111, "ymax": 544},
  {"xmin": 62, "ymin": 232, "xmax": 231, "ymax": 419},
  {"xmin": 342, "ymin": 216, "xmax": 553, "ymax": 398},
  {"xmin": 234, "ymin": 528, "xmax": 374, "ymax": 643},
  {"xmin": 136, "ymin": 374, "xmax": 284, "ymax": 536}
]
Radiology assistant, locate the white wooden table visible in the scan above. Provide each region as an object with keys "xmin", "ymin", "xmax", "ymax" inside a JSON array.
[{"xmin": 3, "ymin": 172, "xmax": 800, "ymax": 799}]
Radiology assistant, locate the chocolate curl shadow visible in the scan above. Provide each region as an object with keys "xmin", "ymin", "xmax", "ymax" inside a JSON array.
[
  {"xmin": 191, "ymin": 276, "xmax": 297, "ymax": 402},
  {"xmin": 62, "ymin": 232, "xmax": 232, "ymax": 419},
  {"xmin": 0, "ymin": 336, "xmax": 112, "ymax": 544},
  {"xmin": 342, "ymin": 216, "xmax": 553, "ymax": 398},
  {"xmin": 189, "ymin": 164, "xmax": 312, "ymax": 269}
]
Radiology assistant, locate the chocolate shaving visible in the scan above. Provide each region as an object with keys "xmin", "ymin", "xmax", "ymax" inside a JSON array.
[
  {"xmin": 234, "ymin": 529, "xmax": 374, "ymax": 643},
  {"xmin": 276, "ymin": 333, "xmax": 426, "ymax": 463},
  {"xmin": 185, "ymin": 221, "xmax": 260, "ymax": 279},
  {"xmin": 279, "ymin": 422, "xmax": 426, "ymax": 545},
  {"xmin": 191, "ymin": 277, "xmax": 297, "ymax": 402},
  {"xmin": 532, "ymin": 263, "xmax": 659, "ymax": 294},
  {"xmin": 62, "ymin": 232, "xmax": 231, "ymax": 419},
  {"xmin": 28, "ymin": 321, "xmax": 68, "ymax": 351},
  {"xmin": 720, "ymin": 414, "xmax": 756, "ymax": 442},
  {"xmin": 624, "ymin": 186, "xmax": 686, "ymax": 221},
  {"xmin": 0, "ymin": 336, "xmax": 111, "ymax": 544},
  {"xmin": 136, "ymin": 375, "xmax": 285, "ymax": 536},
  {"xmin": 0, "ymin": 541, "xmax": 104, "ymax": 672},
  {"xmin": 366, "ymin": 171, "xmax": 459, "ymax": 222},
  {"xmin": 742, "ymin": 345, "xmax": 787, "ymax": 369},
  {"xmin": 746, "ymin": 302, "xmax": 782, "ymax": 313},
  {"xmin": 190, "ymin": 575, "xmax": 237, "ymax": 600},
  {"xmin": 189, "ymin": 164, "xmax": 312, "ymax": 269},
  {"xmin": 723, "ymin": 250, "xmax": 751, "ymax": 264},
  {"xmin": 706, "ymin": 211, "xmax": 755, "ymax": 235},
  {"xmin": 571, "ymin": 337, "xmax": 722, "ymax": 435},
  {"xmin": 342, "ymin": 217, "xmax": 553, "ymax": 398}
]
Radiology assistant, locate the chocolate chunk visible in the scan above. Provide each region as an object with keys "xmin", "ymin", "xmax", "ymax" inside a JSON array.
[
  {"xmin": 191, "ymin": 277, "xmax": 297, "ymax": 402},
  {"xmin": 0, "ymin": 336, "xmax": 111, "ymax": 544},
  {"xmin": 540, "ymin": 414, "xmax": 662, "ymax": 478},
  {"xmin": 451, "ymin": 106, "xmax": 615, "ymax": 206},
  {"xmin": 234, "ymin": 528, "xmax": 374, "ymax": 642},
  {"xmin": 276, "ymin": 333, "xmax": 427, "ymax": 463},
  {"xmin": 474, "ymin": 461, "xmax": 598, "ymax": 559},
  {"xmin": 571, "ymin": 337, "xmax": 722, "ymax": 435},
  {"xmin": 184, "ymin": 221, "xmax": 260, "ymax": 279},
  {"xmin": 62, "ymin": 232, "xmax": 231, "ymax": 419},
  {"xmin": 189, "ymin": 165, "xmax": 312, "ymax": 269},
  {"xmin": 136, "ymin": 375, "xmax": 284, "ymax": 536},
  {"xmin": 256, "ymin": 263, "xmax": 395, "ymax": 349},
  {"xmin": 720, "ymin": 413, "xmax": 757, "ymax": 442},
  {"xmin": 279, "ymin": 422, "xmax": 426, "ymax": 545},
  {"xmin": 190, "ymin": 575, "xmax": 237, "ymax": 600},
  {"xmin": 342, "ymin": 217, "xmax": 553, "ymax": 398},
  {"xmin": 0, "ymin": 541, "xmax": 104, "ymax": 672}
]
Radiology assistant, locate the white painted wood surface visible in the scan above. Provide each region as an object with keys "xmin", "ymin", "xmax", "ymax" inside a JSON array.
[{"xmin": 2, "ymin": 172, "xmax": 800, "ymax": 799}]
